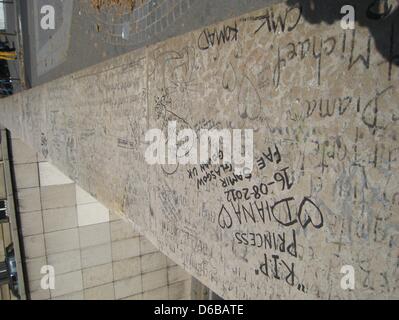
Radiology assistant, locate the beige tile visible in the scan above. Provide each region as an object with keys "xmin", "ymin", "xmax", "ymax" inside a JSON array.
[
  {"xmin": 114, "ymin": 275, "xmax": 142, "ymax": 300},
  {"xmin": 167, "ymin": 257, "xmax": 178, "ymax": 267},
  {"xmin": 40, "ymin": 184, "xmax": 76, "ymax": 210},
  {"xmin": 26, "ymin": 256, "xmax": 47, "ymax": 281},
  {"xmin": 39, "ymin": 162, "xmax": 73, "ymax": 187},
  {"xmin": 113, "ymin": 257, "xmax": 141, "ymax": 281},
  {"xmin": 45, "ymin": 229, "xmax": 80, "ymax": 255},
  {"xmin": 81, "ymin": 243, "xmax": 112, "ymax": 268},
  {"xmin": 75, "ymin": 185, "xmax": 97, "ymax": 205},
  {"xmin": 14, "ymin": 163, "xmax": 39, "ymax": 189},
  {"xmin": 11, "ymin": 139, "xmax": 37, "ymax": 164},
  {"xmin": 53, "ymin": 291, "xmax": 84, "ymax": 300},
  {"xmin": 140, "ymin": 236, "xmax": 158, "ymax": 255},
  {"xmin": 82, "ymin": 263, "xmax": 113, "ymax": 289},
  {"xmin": 79, "ymin": 222, "xmax": 110, "ymax": 249},
  {"xmin": 168, "ymin": 280, "xmax": 191, "ymax": 300},
  {"xmin": 51, "ymin": 271, "xmax": 83, "ymax": 298},
  {"xmin": 43, "ymin": 207, "xmax": 77, "ymax": 233},
  {"xmin": 2, "ymin": 224, "xmax": 11, "ymax": 247},
  {"xmin": 1, "ymin": 285, "xmax": 10, "ymax": 300},
  {"xmin": 28, "ymin": 279, "xmax": 42, "ymax": 292},
  {"xmin": 77, "ymin": 202, "xmax": 109, "ymax": 227},
  {"xmin": 17, "ymin": 187, "xmax": 41, "ymax": 213},
  {"xmin": 168, "ymin": 266, "xmax": 190, "ymax": 284},
  {"xmin": 143, "ymin": 286, "xmax": 169, "ymax": 300},
  {"xmin": 142, "ymin": 269, "xmax": 167, "ymax": 292},
  {"xmin": 23, "ymin": 234, "xmax": 46, "ymax": 259},
  {"xmin": 84, "ymin": 283, "xmax": 115, "ymax": 300},
  {"xmin": 110, "ymin": 219, "xmax": 139, "ymax": 242},
  {"xmin": 0, "ymin": 164, "xmax": 5, "ymax": 200},
  {"xmin": 0, "ymin": 239, "xmax": 4, "ymax": 259},
  {"xmin": 141, "ymin": 252, "xmax": 167, "ymax": 274},
  {"xmin": 30, "ymin": 288, "xmax": 51, "ymax": 300},
  {"xmin": 20, "ymin": 211, "xmax": 43, "ymax": 236},
  {"xmin": 112, "ymin": 237, "xmax": 140, "ymax": 261},
  {"xmin": 47, "ymin": 250, "xmax": 81, "ymax": 275}
]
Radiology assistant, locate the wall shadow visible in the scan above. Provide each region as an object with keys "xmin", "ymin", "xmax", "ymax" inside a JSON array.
[{"xmin": 286, "ymin": 0, "xmax": 399, "ymax": 66}]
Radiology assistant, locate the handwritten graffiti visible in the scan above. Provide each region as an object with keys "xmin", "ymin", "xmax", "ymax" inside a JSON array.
[
  {"xmin": 272, "ymin": 29, "xmax": 372, "ymax": 87},
  {"xmin": 242, "ymin": 5, "xmax": 302, "ymax": 34},
  {"xmin": 218, "ymin": 196, "xmax": 323, "ymax": 230},
  {"xmin": 292, "ymin": 86, "xmax": 395, "ymax": 135},
  {"xmin": 198, "ymin": 22, "xmax": 239, "ymax": 50},
  {"xmin": 235, "ymin": 229, "xmax": 297, "ymax": 258}
]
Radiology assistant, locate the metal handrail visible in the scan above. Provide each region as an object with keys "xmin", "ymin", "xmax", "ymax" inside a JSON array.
[{"xmin": 0, "ymin": 129, "xmax": 27, "ymax": 299}]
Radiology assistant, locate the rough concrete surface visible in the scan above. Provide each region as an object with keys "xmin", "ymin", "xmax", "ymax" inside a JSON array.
[{"xmin": 1, "ymin": 1, "xmax": 399, "ymax": 299}]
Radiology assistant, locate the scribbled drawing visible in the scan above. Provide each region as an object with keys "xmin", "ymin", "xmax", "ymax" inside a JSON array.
[
  {"xmin": 233, "ymin": 41, "xmax": 243, "ymax": 60},
  {"xmin": 154, "ymin": 88, "xmax": 180, "ymax": 127},
  {"xmin": 222, "ymin": 63, "xmax": 237, "ymax": 92},
  {"xmin": 149, "ymin": 45, "xmax": 201, "ymax": 176},
  {"xmin": 392, "ymin": 192, "xmax": 399, "ymax": 206},
  {"xmin": 151, "ymin": 46, "xmax": 200, "ymax": 114},
  {"xmin": 237, "ymin": 74, "xmax": 262, "ymax": 120},
  {"xmin": 325, "ymin": 209, "xmax": 352, "ymax": 246},
  {"xmin": 79, "ymin": 128, "xmax": 96, "ymax": 141},
  {"xmin": 372, "ymin": 211, "xmax": 392, "ymax": 243},
  {"xmin": 310, "ymin": 175, "xmax": 323, "ymax": 195},
  {"xmin": 49, "ymin": 110, "xmax": 59, "ymax": 133},
  {"xmin": 22, "ymin": 99, "xmax": 38, "ymax": 137},
  {"xmin": 41, "ymin": 133, "xmax": 49, "ymax": 159},
  {"xmin": 121, "ymin": 170, "xmax": 149, "ymax": 219},
  {"xmin": 153, "ymin": 88, "xmax": 195, "ymax": 176},
  {"xmin": 356, "ymin": 250, "xmax": 378, "ymax": 291},
  {"xmin": 334, "ymin": 158, "xmax": 394, "ymax": 243},
  {"xmin": 127, "ymin": 116, "xmax": 142, "ymax": 146},
  {"xmin": 65, "ymin": 134, "xmax": 78, "ymax": 181},
  {"xmin": 362, "ymin": 85, "xmax": 394, "ymax": 135},
  {"xmin": 115, "ymin": 113, "xmax": 145, "ymax": 151}
]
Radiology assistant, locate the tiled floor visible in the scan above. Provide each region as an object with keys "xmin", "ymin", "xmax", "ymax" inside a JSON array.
[{"xmin": 10, "ymin": 138, "xmax": 192, "ymax": 300}]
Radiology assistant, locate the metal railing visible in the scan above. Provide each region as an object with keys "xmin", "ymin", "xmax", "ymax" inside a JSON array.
[
  {"xmin": 0, "ymin": 129, "xmax": 27, "ymax": 300},
  {"xmin": 0, "ymin": 0, "xmax": 26, "ymax": 98}
]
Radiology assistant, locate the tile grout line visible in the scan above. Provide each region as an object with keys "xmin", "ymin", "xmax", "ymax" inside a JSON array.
[
  {"xmin": 76, "ymin": 184, "xmax": 86, "ymax": 300},
  {"xmin": 34, "ymin": 151, "xmax": 50, "ymax": 299},
  {"xmin": 108, "ymin": 213, "xmax": 117, "ymax": 300}
]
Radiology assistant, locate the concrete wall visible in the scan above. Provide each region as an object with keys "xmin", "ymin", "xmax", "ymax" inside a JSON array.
[
  {"xmin": 10, "ymin": 138, "xmax": 191, "ymax": 300},
  {"xmin": 0, "ymin": 2, "xmax": 398, "ymax": 299}
]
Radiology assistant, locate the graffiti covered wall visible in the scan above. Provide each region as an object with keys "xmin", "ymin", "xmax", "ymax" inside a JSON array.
[{"xmin": 0, "ymin": 1, "xmax": 398, "ymax": 299}]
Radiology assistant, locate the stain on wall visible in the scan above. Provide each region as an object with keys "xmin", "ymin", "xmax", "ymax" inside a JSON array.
[{"xmin": 0, "ymin": 2, "xmax": 398, "ymax": 299}]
